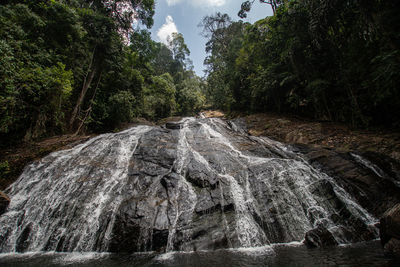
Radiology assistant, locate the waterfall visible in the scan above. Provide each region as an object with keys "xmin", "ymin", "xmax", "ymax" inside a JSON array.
[
  {"xmin": 0, "ymin": 117, "xmax": 379, "ymax": 253},
  {"xmin": 0, "ymin": 126, "xmax": 151, "ymax": 252},
  {"xmin": 165, "ymin": 118, "xmax": 197, "ymax": 252}
]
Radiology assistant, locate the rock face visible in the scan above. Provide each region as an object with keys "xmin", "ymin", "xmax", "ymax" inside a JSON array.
[
  {"xmin": 380, "ymin": 204, "xmax": 400, "ymax": 257},
  {"xmin": 292, "ymin": 145, "xmax": 400, "ymax": 248},
  {"xmin": 291, "ymin": 145, "xmax": 400, "ymax": 218},
  {"xmin": 0, "ymin": 117, "xmax": 398, "ymax": 253},
  {"xmin": 0, "ymin": 191, "xmax": 10, "ymax": 215}
]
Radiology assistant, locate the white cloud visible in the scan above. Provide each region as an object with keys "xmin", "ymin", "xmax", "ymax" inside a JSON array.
[
  {"xmin": 157, "ymin": 15, "xmax": 178, "ymax": 45},
  {"xmin": 166, "ymin": 0, "xmax": 184, "ymax": 6},
  {"xmin": 166, "ymin": 0, "xmax": 226, "ymax": 7},
  {"xmin": 193, "ymin": 0, "xmax": 226, "ymax": 7}
]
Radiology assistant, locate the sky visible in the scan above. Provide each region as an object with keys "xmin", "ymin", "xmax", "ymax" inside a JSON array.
[{"xmin": 148, "ymin": 0, "xmax": 273, "ymax": 77}]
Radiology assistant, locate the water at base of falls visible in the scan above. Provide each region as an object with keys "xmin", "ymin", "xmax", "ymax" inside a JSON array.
[
  {"xmin": 0, "ymin": 117, "xmax": 381, "ymax": 254},
  {"xmin": 0, "ymin": 240, "xmax": 397, "ymax": 267}
]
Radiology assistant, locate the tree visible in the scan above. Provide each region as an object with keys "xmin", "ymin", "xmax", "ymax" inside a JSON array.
[
  {"xmin": 108, "ymin": 90, "xmax": 136, "ymax": 127},
  {"xmin": 69, "ymin": 0, "xmax": 155, "ymax": 130},
  {"xmin": 238, "ymin": 0, "xmax": 286, "ymax": 17},
  {"xmin": 200, "ymin": 13, "xmax": 247, "ymax": 110},
  {"xmin": 176, "ymin": 71, "xmax": 205, "ymax": 115},
  {"xmin": 168, "ymin": 33, "xmax": 190, "ymax": 65},
  {"xmin": 144, "ymin": 73, "xmax": 176, "ymax": 119},
  {"xmin": 0, "ymin": 2, "xmax": 78, "ymax": 141}
]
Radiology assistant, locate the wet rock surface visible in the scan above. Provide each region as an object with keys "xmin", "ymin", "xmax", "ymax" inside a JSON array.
[
  {"xmin": 304, "ymin": 225, "xmax": 338, "ymax": 248},
  {"xmin": 291, "ymin": 145, "xmax": 400, "ymax": 217},
  {"xmin": 380, "ymin": 203, "xmax": 400, "ymax": 257},
  {"xmin": 0, "ymin": 117, "xmax": 398, "ymax": 253}
]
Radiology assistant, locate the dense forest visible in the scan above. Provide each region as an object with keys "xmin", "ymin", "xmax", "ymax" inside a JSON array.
[
  {"xmin": 1, "ymin": 0, "xmax": 399, "ymax": 148},
  {"xmin": 202, "ymin": 0, "xmax": 400, "ymax": 128},
  {"xmin": 0, "ymin": 0, "xmax": 205, "ymax": 145}
]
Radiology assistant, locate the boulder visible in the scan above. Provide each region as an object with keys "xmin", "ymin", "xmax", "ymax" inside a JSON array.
[
  {"xmin": 384, "ymin": 238, "xmax": 400, "ymax": 257},
  {"xmin": 304, "ymin": 225, "xmax": 338, "ymax": 248},
  {"xmin": 165, "ymin": 122, "xmax": 182, "ymax": 129},
  {"xmin": 380, "ymin": 203, "xmax": 400, "ymax": 257},
  {"xmin": 0, "ymin": 191, "xmax": 10, "ymax": 215}
]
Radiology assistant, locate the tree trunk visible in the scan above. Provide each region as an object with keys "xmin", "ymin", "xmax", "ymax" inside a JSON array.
[
  {"xmin": 69, "ymin": 68, "xmax": 97, "ymax": 130},
  {"xmin": 69, "ymin": 48, "xmax": 98, "ymax": 130},
  {"xmin": 73, "ymin": 71, "xmax": 102, "ymax": 136}
]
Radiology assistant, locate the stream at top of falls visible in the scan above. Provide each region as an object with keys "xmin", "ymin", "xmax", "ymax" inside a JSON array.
[{"xmin": 0, "ymin": 116, "xmax": 393, "ymax": 265}]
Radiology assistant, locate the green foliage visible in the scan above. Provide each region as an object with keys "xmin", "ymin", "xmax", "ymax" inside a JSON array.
[
  {"xmin": 204, "ymin": 1, "xmax": 400, "ymax": 128},
  {"xmin": 0, "ymin": 5, "xmax": 75, "ymax": 139},
  {"xmin": 200, "ymin": 13, "xmax": 247, "ymax": 111},
  {"xmin": 108, "ymin": 91, "xmax": 136, "ymax": 126},
  {"xmin": 0, "ymin": 1, "xmax": 84, "ymax": 141},
  {"xmin": 176, "ymin": 72, "xmax": 206, "ymax": 115},
  {"xmin": 1, "ymin": 0, "xmax": 205, "ymax": 146},
  {"xmin": 0, "ymin": 161, "xmax": 10, "ymax": 180},
  {"xmin": 169, "ymin": 32, "xmax": 190, "ymax": 67},
  {"xmin": 143, "ymin": 73, "xmax": 177, "ymax": 119}
]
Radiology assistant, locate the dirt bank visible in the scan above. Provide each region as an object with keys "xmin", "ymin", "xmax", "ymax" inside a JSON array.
[
  {"xmin": 0, "ymin": 134, "xmax": 95, "ymax": 190},
  {"xmin": 203, "ymin": 110, "xmax": 400, "ymax": 163}
]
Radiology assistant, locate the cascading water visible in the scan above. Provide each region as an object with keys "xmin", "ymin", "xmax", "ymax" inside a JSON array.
[
  {"xmin": 0, "ymin": 117, "xmax": 380, "ymax": 254},
  {"xmin": 165, "ymin": 118, "xmax": 197, "ymax": 252},
  {"xmin": 0, "ymin": 126, "xmax": 152, "ymax": 252}
]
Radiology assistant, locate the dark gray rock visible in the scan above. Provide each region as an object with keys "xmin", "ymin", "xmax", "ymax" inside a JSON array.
[
  {"xmin": 383, "ymin": 238, "xmax": 400, "ymax": 257},
  {"xmin": 16, "ymin": 223, "xmax": 32, "ymax": 253},
  {"xmin": 0, "ymin": 191, "xmax": 9, "ymax": 216},
  {"xmin": 292, "ymin": 145, "xmax": 400, "ymax": 217},
  {"xmin": 304, "ymin": 225, "xmax": 338, "ymax": 248},
  {"xmin": 165, "ymin": 122, "xmax": 182, "ymax": 129},
  {"xmin": 380, "ymin": 203, "xmax": 400, "ymax": 257},
  {"xmin": 228, "ymin": 118, "xmax": 248, "ymax": 134}
]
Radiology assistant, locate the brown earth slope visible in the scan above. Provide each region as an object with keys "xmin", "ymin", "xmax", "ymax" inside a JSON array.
[
  {"xmin": 0, "ymin": 134, "xmax": 95, "ymax": 190},
  {"xmin": 240, "ymin": 113, "xmax": 400, "ymax": 163},
  {"xmin": 202, "ymin": 110, "xmax": 400, "ymax": 163}
]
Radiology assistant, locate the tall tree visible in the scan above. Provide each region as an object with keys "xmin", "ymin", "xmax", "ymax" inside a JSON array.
[{"xmin": 69, "ymin": 0, "xmax": 155, "ymax": 130}]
